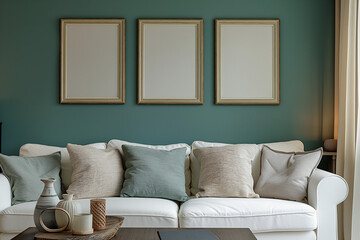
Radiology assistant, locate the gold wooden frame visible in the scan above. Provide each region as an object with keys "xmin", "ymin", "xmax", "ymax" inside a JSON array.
[
  {"xmin": 60, "ymin": 19, "xmax": 126, "ymax": 104},
  {"xmin": 215, "ymin": 19, "xmax": 280, "ymax": 105},
  {"xmin": 138, "ymin": 19, "xmax": 203, "ymax": 104}
]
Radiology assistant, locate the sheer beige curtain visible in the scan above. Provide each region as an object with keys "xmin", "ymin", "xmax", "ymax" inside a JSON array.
[{"xmin": 336, "ymin": 0, "xmax": 360, "ymax": 239}]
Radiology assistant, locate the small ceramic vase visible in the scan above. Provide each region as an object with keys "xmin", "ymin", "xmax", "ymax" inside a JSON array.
[
  {"xmin": 34, "ymin": 178, "xmax": 60, "ymax": 232},
  {"xmin": 56, "ymin": 194, "xmax": 81, "ymax": 231}
]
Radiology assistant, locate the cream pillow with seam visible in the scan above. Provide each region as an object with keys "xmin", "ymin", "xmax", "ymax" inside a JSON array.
[
  {"xmin": 67, "ymin": 143, "xmax": 124, "ymax": 199},
  {"xmin": 254, "ymin": 146, "xmax": 322, "ymax": 202}
]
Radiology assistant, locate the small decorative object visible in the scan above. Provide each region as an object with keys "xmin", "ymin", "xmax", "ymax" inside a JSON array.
[
  {"xmin": 39, "ymin": 208, "xmax": 70, "ymax": 233},
  {"xmin": 138, "ymin": 19, "xmax": 204, "ymax": 104},
  {"xmin": 215, "ymin": 19, "xmax": 280, "ymax": 105},
  {"xmin": 324, "ymin": 139, "xmax": 337, "ymax": 152},
  {"xmin": 34, "ymin": 178, "xmax": 60, "ymax": 232},
  {"xmin": 90, "ymin": 199, "xmax": 106, "ymax": 230},
  {"xmin": 72, "ymin": 214, "xmax": 93, "ymax": 235},
  {"xmin": 56, "ymin": 194, "xmax": 81, "ymax": 231}
]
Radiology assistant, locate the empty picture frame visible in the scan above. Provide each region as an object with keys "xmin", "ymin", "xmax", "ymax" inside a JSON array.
[
  {"xmin": 138, "ymin": 19, "xmax": 204, "ymax": 104},
  {"xmin": 60, "ymin": 19, "xmax": 126, "ymax": 104},
  {"xmin": 215, "ymin": 19, "xmax": 280, "ymax": 105}
]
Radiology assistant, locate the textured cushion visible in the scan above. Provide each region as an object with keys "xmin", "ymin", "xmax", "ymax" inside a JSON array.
[
  {"xmin": 0, "ymin": 197, "xmax": 179, "ymax": 234},
  {"xmin": 121, "ymin": 145, "xmax": 188, "ymax": 202},
  {"xmin": 255, "ymin": 146, "xmax": 322, "ymax": 201},
  {"xmin": 108, "ymin": 139, "xmax": 191, "ymax": 195},
  {"xmin": 193, "ymin": 145, "xmax": 259, "ymax": 198},
  {"xmin": 190, "ymin": 140, "xmax": 304, "ymax": 195},
  {"xmin": 66, "ymin": 144, "xmax": 123, "ymax": 199},
  {"xmin": 179, "ymin": 198, "xmax": 317, "ymax": 232},
  {"xmin": 0, "ymin": 153, "xmax": 61, "ymax": 205},
  {"xmin": 19, "ymin": 143, "xmax": 107, "ymax": 190}
]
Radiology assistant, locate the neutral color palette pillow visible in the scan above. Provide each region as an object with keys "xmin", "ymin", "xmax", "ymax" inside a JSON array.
[
  {"xmin": 108, "ymin": 139, "xmax": 192, "ymax": 196},
  {"xmin": 66, "ymin": 144, "xmax": 123, "ymax": 199},
  {"xmin": 190, "ymin": 140, "xmax": 304, "ymax": 195},
  {"xmin": 254, "ymin": 146, "xmax": 322, "ymax": 201},
  {"xmin": 120, "ymin": 145, "xmax": 188, "ymax": 202},
  {"xmin": 19, "ymin": 142, "xmax": 107, "ymax": 190},
  {"xmin": 0, "ymin": 152, "xmax": 62, "ymax": 205},
  {"xmin": 193, "ymin": 144, "xmax": 259, "ymax": 198}
]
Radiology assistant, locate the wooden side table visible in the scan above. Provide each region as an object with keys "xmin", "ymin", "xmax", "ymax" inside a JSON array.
[{"xmin": 323, "ymin": 151, "xmax": 337, "ymax": 173}]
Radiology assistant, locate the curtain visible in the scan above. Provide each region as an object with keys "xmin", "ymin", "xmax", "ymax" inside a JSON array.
[{"xmin": 336, "ymin": 0, "xmax": 359, "ymax": 239}]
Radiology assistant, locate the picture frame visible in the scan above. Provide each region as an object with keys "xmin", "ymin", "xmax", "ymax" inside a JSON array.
[
  {"xmin": 138, "ymin": 19, "xmax": 204, "ymax": 104},
  {"xmin": 60, "ymin": 19, "xmax": 126, "ymax": 104},
  {"xmin": 215, "ymin": 19, "xmax": 280, "ymax": 105}
]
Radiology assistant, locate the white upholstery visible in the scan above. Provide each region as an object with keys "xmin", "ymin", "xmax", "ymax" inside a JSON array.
[
  {"xmin": 308, "ymin": 169, "xmax": 348, "ymax": 240},
  {"xmin": 0, "ymin": 140, "xmax": 349, "ymax": 240},
  {"xmin": 179, "ymin": 198, "xmax": 317, "ymax": 232},
  {"xmin": 0, "ymin": 175, "xmax": 11, "ymax": 212},
  {"xmin": 0, "ymin": 197, "xmax": 179, "ymax": 234},
  {"xmin": 0, "ymin": 202, "xmax": 35, "ymax": 233}
]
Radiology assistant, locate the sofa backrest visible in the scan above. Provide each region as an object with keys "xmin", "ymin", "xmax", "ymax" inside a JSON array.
[{"xmin": 18, "ymin": 140, "xmax": 304, "ymax": 198}]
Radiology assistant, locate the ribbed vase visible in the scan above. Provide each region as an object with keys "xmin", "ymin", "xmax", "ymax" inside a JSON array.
[
  {"xmin": 34, "ymin": 178, "xmax": 60, "ymax": 232},
  {"xmin": 56, "ymin": 194, "xmax": 81, "ymax": 231}
]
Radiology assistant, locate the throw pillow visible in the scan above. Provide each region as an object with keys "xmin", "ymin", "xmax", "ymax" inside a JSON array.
[
  {"xmin": 108, "ymin": 139, "xmax": 192, "ymax": 196},
  {"xmin": 0, "ymin": 152, "xmax": 62, "ymax": 205},
  {"xmin": 120, "ymin": 145, "xmax": 188, "ymax": 202},
  {"xmin": 19, "ymin": 142, "xmax": 107, "ymax": 191},
  {"xmin": 66, "ymin": 144, "xmax": 124, "ymax": 199},
  {"xmin": 193, "ymin": 144, "xmax": 259, "ymax": 198},
  {"xmin": 254, "ymin": 146, "xmax": 322, "ymax": 201},
  {"xmin": 190, "ymin": 140, "xmax": 304, "ymax": 196}
]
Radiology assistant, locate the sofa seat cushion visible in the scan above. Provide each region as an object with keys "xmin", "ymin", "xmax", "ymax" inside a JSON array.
[
  {"xmin": 0, "ymin": 197, "xmax": 179, "ymax": 233},
  {"xmin": 179, "ymin": 198, "xmax": 317, "ymax": 233}
]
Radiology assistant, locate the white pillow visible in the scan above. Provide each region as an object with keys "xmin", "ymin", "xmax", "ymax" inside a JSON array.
[
  {"xmin": 190, "ymin": 140, "xmax": 304, "ymax": 196},
  {"xmin": 108, "ymin": 139, "xmax": 191, "ymax": 195},
  {"xmin": 19, "ymin": 143, "xmax": 107, "ymax": 190}
]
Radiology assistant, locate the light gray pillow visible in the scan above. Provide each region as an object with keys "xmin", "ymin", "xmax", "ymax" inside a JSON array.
[
  {"xmin": 255, "ymin": 146, "xmax": 322, "ymax": 201},
  {"xmin": 67, "ymin": 144, "xmax": 124, "ymax": 199},
  {"xmin": 193, "ymin": 144, "xmax": 259, "ymax": 198}
]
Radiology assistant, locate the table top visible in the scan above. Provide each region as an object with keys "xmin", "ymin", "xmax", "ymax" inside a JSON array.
[{"xmin": 13, "ymin": 227, "xmax": 257, "ymax": 240}]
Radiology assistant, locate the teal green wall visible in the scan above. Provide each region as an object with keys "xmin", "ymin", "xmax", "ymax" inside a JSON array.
[{"xmin": 0, "ymin": 0, "xmax": 334, "ymax": 155}]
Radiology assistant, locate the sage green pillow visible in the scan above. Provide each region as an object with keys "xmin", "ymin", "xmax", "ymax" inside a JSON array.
[
  {"xmin": 120, "ymin": 145, "xmax": 188, "ymax": 202},
  {"xmin": 0, "ymin": 152, "xmax": 62, "ymax": 205}
]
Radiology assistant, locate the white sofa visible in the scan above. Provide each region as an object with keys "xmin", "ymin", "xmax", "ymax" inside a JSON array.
[{"xmin": 0, "ymin": 140, "xmax": 348, "ymax": 240}]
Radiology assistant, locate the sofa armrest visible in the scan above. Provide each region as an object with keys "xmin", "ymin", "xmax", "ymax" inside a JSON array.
[
  {"xmin": 308, "ymin": 168, "xmax": 348, "ymax": 240},
  {"xmin": 0, "ymin": 174, "xmax": 11, "ymax": 212}
]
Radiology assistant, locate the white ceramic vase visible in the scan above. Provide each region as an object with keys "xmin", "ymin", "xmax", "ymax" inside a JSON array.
[
  {"xmin": 34, "ymin": 178, "xmax": 60, "ymax": 232},
  {"xmin": 56, "ymin": 194, "xmax": 81, "ymax": 231}
]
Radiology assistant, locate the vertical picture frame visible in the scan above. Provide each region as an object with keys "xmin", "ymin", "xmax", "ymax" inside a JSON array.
[
  {"xmin": 138, "ymin": 19, "xmax": 204, "ymax": 104},
  {"xmin": 215, "ymin": 19, "xmax": 280, "ymax": 105},
  {"xmin": 60, "ymin": 19, "xmax": 126, "ymax": 104}
]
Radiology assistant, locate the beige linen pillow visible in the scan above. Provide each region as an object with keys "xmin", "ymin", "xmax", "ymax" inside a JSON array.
[
  {"xmin": 66, "ymin": 144, "xmax": 124, "ymax": 199},
  {"xmin": 254, "ymin": 146, "xmax": 322, "ymax": 201},
  {"xmin": 193, "ymin": 144, "xmax": 259, "ymax": 198}
]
